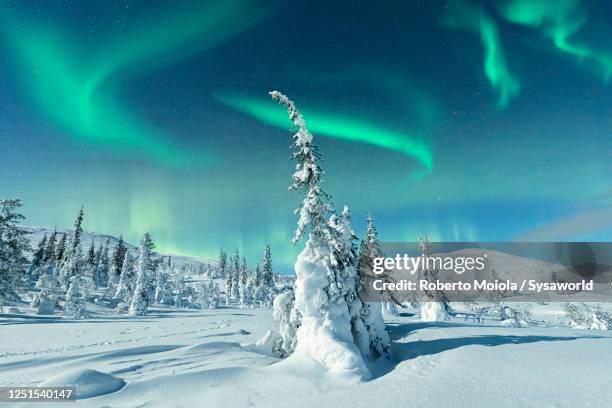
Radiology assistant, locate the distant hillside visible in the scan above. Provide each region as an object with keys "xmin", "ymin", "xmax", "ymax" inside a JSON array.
[{"xmin": 23, "ymin": 226, "xmax": 216, "ymax": 270}]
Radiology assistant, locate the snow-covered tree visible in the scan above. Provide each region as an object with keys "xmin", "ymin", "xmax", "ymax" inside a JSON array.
[
  {"xmin": 129, "ymin": 233, "xmax": 156, "ymax": 316},
  {"xmin": 344, "ymin": 210, "xmax": 390, "ymax": 359},
  {"xmin": 271, "ymin": 290, "xmax": 300, "ymax": 356},
  {"xmin": 253, "ymin": 244, "xmax": 276, "ymax": 308},
  {"xmin": 228, "ymin": 250, "xmax": 241, "ymax": 301},
  {"xmin": 58, "ymin": 246, "xmax": 83, "ymax": 291},
  {"xmin": 84, "ymin": 240, "xmax": 96, "ymax": 270},
  {"xmin": 154, "ymin": 271, "xmax": 174, "ymax": 304},
  {"xmin": 69, "ymin": 207, "xmax": 84, "ymax": 251},
  {"xmin": 252, "ymin": 262, "xmax": 267, "ymax": 306},
  {"xmin": 64, "ymin": 275, "xmax": 88, "ymax": 319},
  {"xmin": 268, "ymin": 91, "xmax": 374, "ymax": 378},
  {"xmin": 32, "ymin": 273, "xmax": 57, "ymax": 314},
  {"xmin": 92, "ymin": 239, "xmax": 110, "ymax": 288},
  {"xmin": 500, "ymin": 304, "xmax": 532, "ymax": 328},
  {"xmin": 114, "ymin": 251, "xmax": 136, "ymax": 309},
  {"xmin": 238, "ymin": 256, "xmax": 251, "ymax": 308},
  {"xmin": 261, "ymin": 243, "xmax": 273, "ymax": 287},
  {"xmin": 418, "ymin": 234, "xmax": 451, "ymax": 322},
  {"xmin": 112, "ymin": 235, "xmax": 128, "ymax": 275},
  {"xmin": 566, "ymin": 303, "xmax": 610, "ymax": 331},
  {"xmin": 224, "ymin": 250, "xmax": 235, "ymax": 304},
  {"xmin": 43, "ymin": 229, "xmax": 57, "ymax": 263},
  {"xmin": 55, "ymin": 233, "xmax": 67, "ymax": 262},
  {"xmin": 27, "ymin": 233, "xmax": 48, "ymax": 283},
  {"xmin": 0, "ymin": 199, "xmax": 30, "ymax": 303},
  {"xmin": 58, "ymin": 207, "xmax": 85, "ymax": 289},
  {"xmin": 108, "ymin": 236, "xmax": 127, "ymax": 288},
  {"xmin": 218, "ymin": 248, "xmax": 227, "ymax": 278},
  {"xmin": 30, "ymin": 234, "xmax": 47, "ymax": 268},
  {"xmin": 174, "ymin": 274, "xmax": 188, "ymax": 309},
  {"xmin": 206, "ymin": 280, "xmax": 221, "ymax": 309}
]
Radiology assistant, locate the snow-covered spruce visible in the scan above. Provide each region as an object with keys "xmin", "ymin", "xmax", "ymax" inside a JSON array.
[
  {"xmin": 566, "ymin": 303, "xmax": 610, "ymax": 331},
  {"xmin": 129, "ymin": 233, "xmax": 156, "ymax": 316},
  {"xmin": 196, "ymin": 279, "xmax": 220, "ymax": 309},
  {"xmin": 217, "ymin": 248, "xmax": 227, "ymax": 279},
  {"xmin": 27, "ymin": 232, "xmax": 47, "ymax": 283},
  {"xmin": 354, "ymin": 214, "xmax": 391, "ymax": 358},
  {"xmin": 58, "ymin": 207, "xmax": 85, "ymax": 290},
  {"xmin": 64, "ymin": 275, "xmax": 88, "ymax": 319},
  {"xmin": 256, "ymin": 243, "xmax": 275, "ymax": 307},
  {"xmin": 0, "ymin": 199, "xmax": 31, "ymax": 304},
  {"xmin": 264, "ymin": 91, "xmax": 389, "ymax": 379},
  {"xmin": 154, "ymin": 271, "xmax": 174, "ymax": 305},
  {"xmin": 92, "ymin": 239, "xmax": 110, "ymax": 288},
  {"xmin": 108, "ymin": 235, "xmax": 127, "ymax": 288},
  {"xmin": 31, "ymin": 273, "xmax": 57, "ymax": 314},
  {"xmin": 114, "ymin": 251, "xmax": 136, "ymax": 307},
  {"xmin": 418, "ymin": 234, "xmax": 451, "ymax": 322}
]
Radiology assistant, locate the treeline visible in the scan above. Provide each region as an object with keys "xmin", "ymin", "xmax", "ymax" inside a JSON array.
[{"xmin": 0, "ymin": 198, "xmax": 275, "ymax": 318}]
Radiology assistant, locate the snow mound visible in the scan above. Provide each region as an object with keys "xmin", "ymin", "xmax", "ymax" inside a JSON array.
[
  {"xmin": 421, "ymin": 302, "xmax": 450, "ymax": 322},
  {"xmin": 41, "ymin": 368, "xmax": 125, "ymax": 399}
]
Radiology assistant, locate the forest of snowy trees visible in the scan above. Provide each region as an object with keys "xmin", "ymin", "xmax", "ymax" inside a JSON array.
[{"xmin": 0, "ymin": 199, "xmax": 278, "ymax": 318}]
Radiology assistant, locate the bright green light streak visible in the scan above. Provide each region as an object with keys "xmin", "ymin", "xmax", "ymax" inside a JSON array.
[
  {"xmin": 499, "ymin": 0, "xmax": 612, "ymax": 81},
  {"xmin": 478, "ymin": 12, "xmax": 521, "ymax": 109},
  {"xmin": 1, "ymin": 1, "xmax": 267, "ymax": 166},
  {"xmin": 441, "ymin": 2, "xmax": 520, "ymax": 109},
  {"xmin": 217, "ymin": 94, "xmax": 433, "ymax": 170}
]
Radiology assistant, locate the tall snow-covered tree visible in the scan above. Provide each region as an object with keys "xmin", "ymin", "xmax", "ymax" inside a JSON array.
[
  {"xmin": 154, "ymin": 271, "xmax": 174, "ymax": 304},
  {"xmin": 238, "ymin": 256, "xmax": 251, "ymax": 308},
  {"xmin": 173, "ymin": 274, "xmax": 189, "ymax": 308},
  {"xmin": 58, "ymin": 206, "xmax": 86, "ymax": 288},
  {"xmin": 111, "ymin": 235, "xmax": 127, "ymax": 281},
  {"xmin": 93, "ymin": 239, "xmax": 110, "ymax": 288},
  {"xmin": 129, "ymin": 233, "xmax": 156, "ymax": 316},
  {"xmin": 0, "ymin": 199, "xmax": 30, "ymax": 303},
  {"xmin": 28, "ymin": 233, "xmax": 47, "ymax": 283},
  {"xmin": 352, "ymin": 213, "xmax": 391, "ymax": 358},
  {"xmin": 218, "ymin": 248, "xmax": 227, "ymax": 278},
  {"xmin": 418, "ymin": 234, "xmax": 450, "ymax": 322},
  {"xmin": 67, "ymin": 206, "xmax": 84, "ymax": 254},
  {"xmin": 31, "ymin": 234, "xmax": 47, "ymax": 269},
  {"xmin": 261, "ymin": 243, "xmax": 274, "ymax": 288},
  {"xmin": 114, "ymin": 251, "xmax": 136, "ymax": 305},
  {"xmin": 84, "ymin": 239, "xmax": 96, "ymax": 269},
  {"xmin": 55, "ymin": 233, "xmax": 67, "ymax": 262},
  {"xmin": 230, "ymin": 249, "xmax": 241, "ymax": 301},
  {"xmin": 268, "ymin": 91, "xmax": 372, "ymax": 378},
  {"xmin": 253, "ymin": 262, "xmax": 266, "ymax": 305},
  {"xmin": 44, "ymin": 229, "xmax": 57, "ymax": 263}
]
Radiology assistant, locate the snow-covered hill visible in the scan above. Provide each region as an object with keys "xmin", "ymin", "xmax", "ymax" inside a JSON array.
[{"xmin": 23, "ymin": 226, "xmax": 215, "ymax": 270}]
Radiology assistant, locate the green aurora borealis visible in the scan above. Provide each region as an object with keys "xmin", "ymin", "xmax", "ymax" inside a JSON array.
[
  {"xmin": 216, "ymin": 94, "xmax": 433, "ymax": 170},
  {"xmin": 1, "ymin": 1, "xmax": 268, "ymax": 166},
  {"xmin": 1, "ymin": 0, "xmax": 611, "ymax": 272}
]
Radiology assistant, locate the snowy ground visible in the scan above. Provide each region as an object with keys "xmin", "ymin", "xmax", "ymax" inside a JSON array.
[{"xmin": 2, "ymin": 304, "xmax": 612, "ymax": 407}]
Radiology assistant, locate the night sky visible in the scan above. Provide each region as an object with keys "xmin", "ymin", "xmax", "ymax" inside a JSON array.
[{"xmin": 1, "ymin": 0, "xmax": 611, "ymax": 272}]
